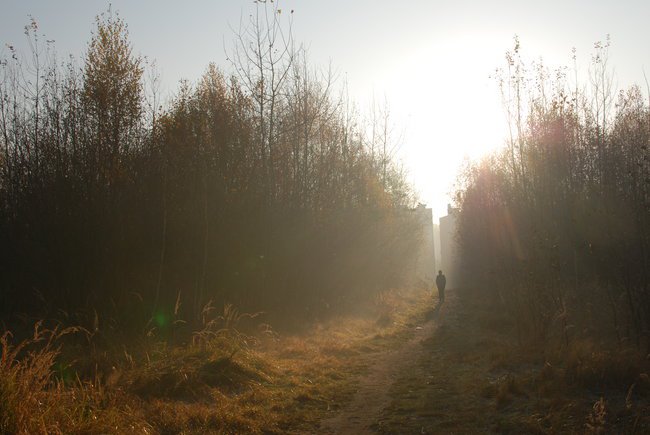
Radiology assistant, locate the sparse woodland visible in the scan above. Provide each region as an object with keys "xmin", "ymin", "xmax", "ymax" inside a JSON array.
[
  {"xmin": 4, "ymin": 3, "xmax": 650, "ymax": 432},
  {"xmin": 0, "ymin": 6, "xmax": 424, "ymax": 433},
  {"xmin": 0, "ymin": 7, "xmax": 420, "ymax": 331},
  {"xmin": 456, "ymin": 37, "xmax": 650, "ymax": 360}
]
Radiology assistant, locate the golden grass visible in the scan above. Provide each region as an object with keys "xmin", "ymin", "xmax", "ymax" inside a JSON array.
[{"xmin": 0, "ymin": 288, "xmax": 429, "ymax": 434}]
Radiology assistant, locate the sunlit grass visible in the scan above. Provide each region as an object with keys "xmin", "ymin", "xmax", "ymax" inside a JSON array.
[{"xmin": 0, "ymin": 287, "xmax": 433, "ymax": 434}]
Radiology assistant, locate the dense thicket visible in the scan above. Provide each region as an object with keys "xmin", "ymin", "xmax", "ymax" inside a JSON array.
[
  {"xmin": 456, "ymin": 38, "xmax": 650, "ymax": 350},
  {"xmin": 0, "ymin": 9, "xmax": 420, "ymax": 328}
]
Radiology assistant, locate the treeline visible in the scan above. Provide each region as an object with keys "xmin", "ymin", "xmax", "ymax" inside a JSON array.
[
  {"xmin": 456, "ymin": 38, "xmax": 650, "ymax": 350},
  {"xmin": 0, "ymin": 8, "xmax": 420, "ymax": 329}
]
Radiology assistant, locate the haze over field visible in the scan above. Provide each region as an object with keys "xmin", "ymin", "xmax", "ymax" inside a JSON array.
[
  {"xmin": 4, "ymin": 0, "xmax": 650, "ymax": 219},
  {"xmin": 2, "ymin": 1, "xmax": 650, "ymax": 433}
]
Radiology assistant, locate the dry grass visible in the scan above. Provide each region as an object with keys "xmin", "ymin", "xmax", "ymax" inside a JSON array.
[
  {"xmin": 377, "ymin": 288, "xmax": 650, "ymax": 434},
  {"xmin": 0, "ymin": 321, "xmax": 151, "ymax": 434},
  {"xmin": 0, "ymin": 288, "xmax": 428, "ymax": 434},
  {"xmin": 9, "ymin": 288, "xmax": 649, "ymax": 433}
]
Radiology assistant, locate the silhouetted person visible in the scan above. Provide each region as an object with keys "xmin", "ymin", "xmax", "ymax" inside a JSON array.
[{"xmin": 436, "ymin": 270, "xmax": 446, "ymax": 303}]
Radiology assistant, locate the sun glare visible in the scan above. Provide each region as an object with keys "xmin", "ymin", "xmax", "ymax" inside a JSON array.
[{"xmin": 372, "ymin": 35, "xmax": 511, "ymax": 216}]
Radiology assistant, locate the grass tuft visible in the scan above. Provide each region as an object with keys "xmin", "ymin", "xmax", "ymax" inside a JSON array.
[{"xmin": 0, "ymin": 290, "xmax": 428, "ymax": 433}]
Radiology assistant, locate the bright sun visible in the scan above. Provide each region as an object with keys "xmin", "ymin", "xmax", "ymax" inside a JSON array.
[{"xmin": 370, "ymin": 35, "xmax": 511, "ymax": 217}]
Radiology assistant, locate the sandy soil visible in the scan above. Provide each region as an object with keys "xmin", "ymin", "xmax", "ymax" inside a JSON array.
[{"xmin": 316, "ymin": 298, "xmax": 446, "ymax": 434}]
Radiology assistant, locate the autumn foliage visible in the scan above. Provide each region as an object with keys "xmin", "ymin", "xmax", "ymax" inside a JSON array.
[
  {"xmin": 456, "ymin": 38, "xmax": 650, "ymax": 350},
  {"xmin": 0, "ymin": 8, "xmax": 420, "ymax": 328}
]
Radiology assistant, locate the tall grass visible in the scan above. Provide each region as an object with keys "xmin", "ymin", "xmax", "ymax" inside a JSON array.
[
  {"xmin": 0, "ymin": 322, "xmax": 86, "ymax": 433},
  {"xmin": 0, "ymin": 302, "xmax": 282, "ymax": 433}
]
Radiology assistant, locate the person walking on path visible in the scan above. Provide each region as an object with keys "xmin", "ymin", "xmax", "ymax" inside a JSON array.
[{"xmin": 436, "ymin": 270, "xmax": 446, "ymax": 303}]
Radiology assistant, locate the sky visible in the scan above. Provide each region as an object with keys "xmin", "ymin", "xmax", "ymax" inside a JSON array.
[{"xmin": 2, "ymin": 0, "xmax": 650, "ymax": 220}]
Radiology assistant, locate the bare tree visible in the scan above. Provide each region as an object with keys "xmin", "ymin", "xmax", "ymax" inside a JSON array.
[{"xmin": 228, "ymin": 0, "xmax": 296, "ymax": 198}]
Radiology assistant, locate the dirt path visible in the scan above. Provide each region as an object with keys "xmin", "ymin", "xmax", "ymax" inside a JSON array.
[{"xmin": 317, "ymin": 299, "xmax": 446, "ymax": 434}]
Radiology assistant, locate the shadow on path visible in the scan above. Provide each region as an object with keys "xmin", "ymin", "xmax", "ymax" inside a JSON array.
[{"xmin": 316, "ymin": 291, "xmax": 450, "ymax": 434}]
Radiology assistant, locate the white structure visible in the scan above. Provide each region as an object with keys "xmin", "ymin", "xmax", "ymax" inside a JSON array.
[
  {"xmin": 439, "ymin": 204, "xmax": 460, "ymax": 288},
  {"xmin": 413, "ymin": 204, "xmax": 436, "ymax": 286}
]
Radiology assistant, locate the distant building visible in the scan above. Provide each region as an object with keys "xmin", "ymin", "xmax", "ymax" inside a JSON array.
[
  {"xmin": 412, "ymin": 204, "xmax": 436, "ymax": 286},
  {"xmin": 433, "ymin": 223, "xmax": 441, "ymax": 272},
  {"xmin": 439, "ymin": 204, "xmax": 460, "ymax": 288}
]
